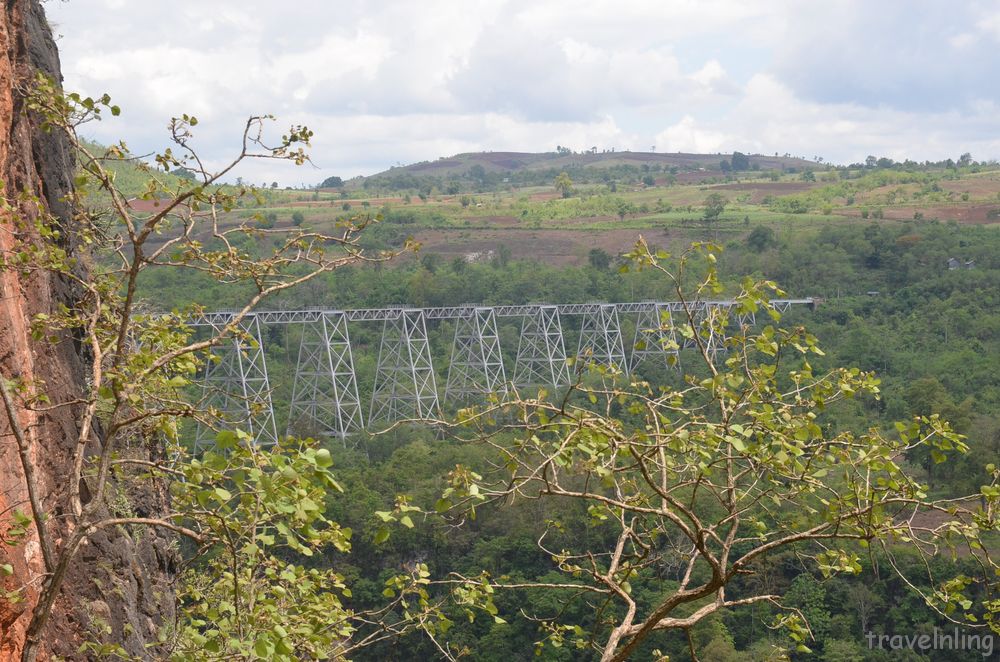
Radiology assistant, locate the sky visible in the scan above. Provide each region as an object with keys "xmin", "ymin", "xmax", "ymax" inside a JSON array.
[{"xmin": 46, "ymin": 0, "xmax": 1000, "ymax": 187}]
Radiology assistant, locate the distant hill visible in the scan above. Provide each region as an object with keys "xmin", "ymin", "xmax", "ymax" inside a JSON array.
[{"xmin": 359, "ymin": 150, "xmax": 821, "ymax": 183}]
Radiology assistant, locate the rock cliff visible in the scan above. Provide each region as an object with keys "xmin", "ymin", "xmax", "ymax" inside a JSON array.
[{"xmin": 0, "ymin": 2, "xmax": 175, "ymax": 658}]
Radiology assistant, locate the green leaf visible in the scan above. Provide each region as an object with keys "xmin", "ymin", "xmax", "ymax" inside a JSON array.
[
  {"xmin": 399, "ymin": 515, "xmax": 414, "ymax": 529},
  {"xmin": 374, "ymin": 527, "xmax": 390, "ymax": 544},
  {"xmin": 315, "ymin": 448, "xmax": 333, "ymax": 467},
  {"xmin": 253, "ymin": 637, "xmax": 272, "ymax": 658}
]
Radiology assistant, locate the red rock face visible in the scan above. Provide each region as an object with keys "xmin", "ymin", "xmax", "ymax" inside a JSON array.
[{"xmin": 0, "ymin": 3, "xmax": 175, "ymax": 658}]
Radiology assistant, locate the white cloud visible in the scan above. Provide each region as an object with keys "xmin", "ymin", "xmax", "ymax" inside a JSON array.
[
  {"xmin": 655, "ymin": 116, "xmax": 730, "ymax": 154},
  {"xmin": 977, "ymin": 10, "xmax": 1000, "ymax": 40},
  {"xmin": 45, "ymin": 0, "xmax": 1000, "ymax": 185},
  {"xmin": 653, "ymin": 74, "xmax": 1000, "ymax": 165}
]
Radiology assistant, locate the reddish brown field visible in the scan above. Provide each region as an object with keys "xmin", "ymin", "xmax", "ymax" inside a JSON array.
[
  {"xmin": 833, "ymin": 204, "xmax": 1000, "ymax": 224},
  {"xmin": 293, "ymin": 195, "xmax": 419, "ymax": 207},
  {"xmin": 938, "ymin": 177, "xmax": 1000, "ymax": 197},
  {"xmin": 673, "ymin": 171, "xmax": 722, "ymax": 184},
  {"xmin": 409, "ymin": 228, "xmax": 660, "ymax": 265},
  {"xmin": 712, "ymin": 181, "xmax": 821, "ymax": 203},
  {"xmin": 527, "ymin": 191, "xmax": 563, "ymax": 202},
  {"xmin": 465, "ymin": 215, "xmax": 522, "ymax": 227},
  {"xmin": 892, "ymin": 204, "xmax": 1000, "ymax": 223}
]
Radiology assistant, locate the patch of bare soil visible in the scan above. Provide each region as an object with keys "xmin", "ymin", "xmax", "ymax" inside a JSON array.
[
  {"xmin": 832, "ymin": 204, "xmax": 1000, "ymax": 224},
  {"xmin": 461, "ymin": 215, "xmax": 522, "ymax": 227},
  {"xmin": 938, "ymin": 177, "xmax": 1000, "ymax": 197},
  {"xmin": 528, "ymin": 191, "xmax": 563, "ymax": 202},
  {"xmin": 895, "ymin": 497, "xmax": 991, "ymax": 558},
  {"xmin": 673, "ymin": 171, "xmax": 722, "ymax": 184},
  {"xmin": 886, "ymin": 204, "xmax": 1000, "ymax": 224},
  {"xmin": 712, "ymin": 181, "xmax": 821, "ymax": 203},
  {"xmin": 410, "ymin": 228, "xmax": 662, "ymax": 265}
]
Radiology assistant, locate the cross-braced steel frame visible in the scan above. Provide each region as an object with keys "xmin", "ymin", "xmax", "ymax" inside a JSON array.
[
  {"xmin": 677, "ymin": 301, "xmax": 723, "ymax": 358},
  {"xmin": 631, "ymin": 304, "xmax": 681, "ymax": 371},
  {"xmin": 194, "ymin": 316, "xmax": 278, "ymax": 449},
  {"xmin": 369, "ymin": 309, "xmax": 440, "ymax": 422},
  {"xmin": 577, "ymin": 304, "xmax": 628, "ymax": 375},
  {"xmin": 512, "ymin": 305, "xmax": 570, "ymax": 388},
  {"xmin": 287, "ymin": 312, "xmax": 363, "ymax": 441},
  {"xmin": 445, "ymin": 307, "xmax": 507, "ymax": 400}
]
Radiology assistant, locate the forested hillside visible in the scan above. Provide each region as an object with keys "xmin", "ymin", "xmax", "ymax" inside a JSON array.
[{"xmin": 125, "ymin": 155, "xmax": 1000, "ymax": 659}]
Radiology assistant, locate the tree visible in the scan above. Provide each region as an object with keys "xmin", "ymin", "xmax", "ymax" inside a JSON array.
[
  {"xmin": 615, "ymin": 198, "xmax": 635, "ymax": 221},
  {"xmin": 320, "ymin": 174, "xmax": 344, "ymax": 188},
  {"xmin": 469, "ymin": 163, "xmax": 487, "ymax": 187},
  {"xmin": 7, "ymin": 75, "xmax": 431, "ymax": 660},
  {"xmin": 720, "ymin": 159, "xmax": 731, "ymax": 173},
  {"xmin": 554, "ymin": 171, "xmax": 574, "ymax": 198},
  {"xmin": 292, "ymin": 210, "xmax": 305, "ymax": 225},
  {"xmin": 442, "ymin": 240, "xmax": 998, "ymax": 661},
  {"xmin": 731, "ymin": 151, "xmax": 750, "ymax": 171},
  {"xmin": 259, "ymin": 210, "xmax": 278, "ymax": 228},
  {"xmin": 420, "ymin": 252, "xmax": 441, "ymax": 273},
  {"xmin": 173, "ymin": 166, "xmax": 197, "ymax": 180},
  {"xmin": 703, "ymin": 192, "xmax": 728, "ymax": 220},
  {"xmin": 588, "ymin": 248, "xmax": 612, "ymax": 270},
  {"xmin": 746, "ymin": 225, "xmax": 776, "ymax": 251}
]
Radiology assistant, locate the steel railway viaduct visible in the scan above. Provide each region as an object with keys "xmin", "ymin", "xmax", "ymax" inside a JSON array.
[{"xmin": 191, "ymin": 299, "xmax": 814, "ymax": 446}]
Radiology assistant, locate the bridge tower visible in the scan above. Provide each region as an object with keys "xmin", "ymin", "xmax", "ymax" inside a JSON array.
[
  {"xmin": 369, "ymin": 309, "xmax": 440, "ymax": 422},
  {"xmin": 287, "ymin": 312, "xmax": 363, "ymax": 441},
  {"xmin": 445, "ymin": 307, "xmax": 507, "ymax": 400},
  {"xmin": 677, "ymin": 302, "xmax": 718, "ymax": 356},
  {"xmin": 630, "ymin": 304, "xmax": 681, "ymax": 371},
  {"xmin": 512, "ymin": 305, "xmax": 569, "ymax": 388},
  {"xmin": 195, "ymin": 315, "xmax": 278, "ymax": 449},
  {"xmin": 577, "ymin": 304, "xmax": 628, "ymax": 375}
]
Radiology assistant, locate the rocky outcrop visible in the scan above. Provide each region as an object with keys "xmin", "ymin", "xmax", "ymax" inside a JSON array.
[{"xmin": 0, "ymin": 2, "xmax": 175, "ymax": 658}]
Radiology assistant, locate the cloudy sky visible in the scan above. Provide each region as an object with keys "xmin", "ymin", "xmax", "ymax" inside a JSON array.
[{"xmin": 47, "ymin": 0, "xmax": 1000, "ymax": 186}]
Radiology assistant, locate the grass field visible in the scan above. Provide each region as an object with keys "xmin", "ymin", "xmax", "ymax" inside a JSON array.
[
  {"xmin": 106, "ymin": 147, "xmax": 1000, "ymax": 266},
  {"xmin": 215, "ymin": 172, "xmax": 997, "ymax": 265}
]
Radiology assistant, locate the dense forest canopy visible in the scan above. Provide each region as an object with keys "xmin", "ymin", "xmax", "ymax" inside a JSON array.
[{"xmin": 129, "ymin": 145, "xmax": 1000, "ymax": 658}]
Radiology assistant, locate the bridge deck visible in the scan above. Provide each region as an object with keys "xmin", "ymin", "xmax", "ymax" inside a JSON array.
[{"xmin": 191, "ymin": 299, "xmax": 815, "ymax": 326}]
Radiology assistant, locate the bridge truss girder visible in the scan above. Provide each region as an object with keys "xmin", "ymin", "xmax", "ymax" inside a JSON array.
[
  {"xmin": 195, "ymin": 315, "xmax": 278, "ymax": 450},
  {"xmin": 577, "ymin": 304, "xmax": 628, "ymax": 375},
  {"xmin": 631, "ymin": 304, "xmax": 681, "ymax": 372},
  {"xmin": 512, "ymin": 305, "xmax": 569, "ymax": 388},
  {"xmin": 369, "ymin": 309, "xmax": 440, "ymax": 422},
  {"xmin": 287, "ymin": 312, "xmax": 363, "ymax": 441},
  {"xmin": 445, "ymin": 307, "xmax": 507, "ymax": 400}
]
